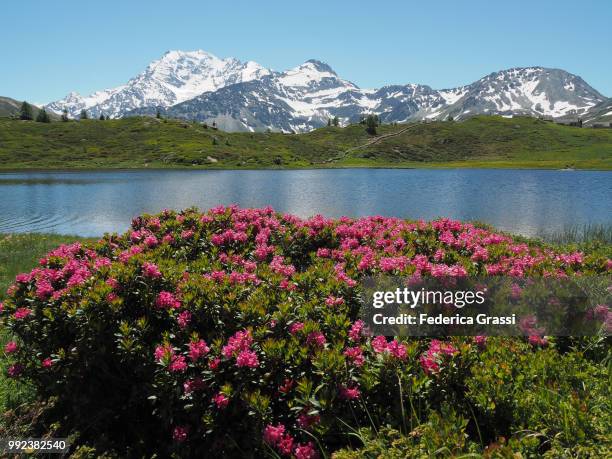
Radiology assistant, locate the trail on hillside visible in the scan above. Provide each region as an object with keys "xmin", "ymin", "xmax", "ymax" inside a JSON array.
[{"xmin": 319, "ymin": 123, "xmax": 419, "ymax": 164}]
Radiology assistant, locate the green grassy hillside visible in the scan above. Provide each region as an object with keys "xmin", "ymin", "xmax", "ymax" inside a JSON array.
[{"xmin": 0, "ymin": 115, "xmax": 611, "ymax": 169}]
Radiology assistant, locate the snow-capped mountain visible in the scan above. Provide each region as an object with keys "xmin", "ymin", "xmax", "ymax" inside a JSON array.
[
  {"xmin": 435, "ymin": 67, "xmax": 605, "ymax": 121},
  {"xmin": 583, "ymin": 98, "xmax": 612, "ymax": 125},
  {"xmin": 48, "ymin": 50, "xmax": 607, "ymax": 132},
  {"xmin": 46, "ymin": 50, "xmax": 271, "ymax": 119}
]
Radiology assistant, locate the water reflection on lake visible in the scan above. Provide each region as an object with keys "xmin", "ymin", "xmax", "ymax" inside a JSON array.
[{"xmin": 1, "ymin": 169, "xmax": 610, "ymax": 237}]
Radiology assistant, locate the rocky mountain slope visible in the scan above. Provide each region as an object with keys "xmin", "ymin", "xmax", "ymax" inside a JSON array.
[
  {"xmin": 46, "ymin": 50, "xmax": 270, "ymax": 119},
  {"xmin": 47, "ymin": 50, "xmax": 607, "ymax": 132}
]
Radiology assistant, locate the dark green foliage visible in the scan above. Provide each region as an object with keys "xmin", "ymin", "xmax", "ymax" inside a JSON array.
[
  {"xmin": 19, "ymin": 101, "xmax": 33, "ymax": 121},
  {"xmin": 365, "ymin": 114, "xmax": 379, "ymax": 135},
  {"xmin": 35, "ymin": 108, "xmax": 51, "ymax": 123},
  {"xmin": 61, "ymin": 108, "xmax": 69, "ymax": 122},
  {"xmin": 79, "ymin": 109, "xmax": 88, "ymax": 120}
]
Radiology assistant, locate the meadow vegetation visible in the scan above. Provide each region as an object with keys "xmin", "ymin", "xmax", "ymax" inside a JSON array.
[{"xmin": 1, "ymin": 115, "xmax": 611, "ymax": 170}]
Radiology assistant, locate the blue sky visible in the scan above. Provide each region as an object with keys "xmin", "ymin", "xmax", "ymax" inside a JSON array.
[{"xmin": 3, "ymin": 0, "xmax": 611, "ymax": 103}]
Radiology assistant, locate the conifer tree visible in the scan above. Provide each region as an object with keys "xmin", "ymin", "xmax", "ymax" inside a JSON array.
[
  {"xmin": 80, "ymin": 109, "xmax": 88, "ymax": 120},
  {"xmin": 365, "ymin": 114, "xmax": 378, "ymax": 135},
  {"xmin": 61, "ymin": 108, "xmax": 69, "ymax": 122},
  {"xmin": 99, "ymin": 113, "xmax": 105, "ymax": 120},
  {"xmin": 35, "ymin": 108, "xmax": 51, "ymax": 123},
  {"xmin": 20, "ymin": 101, "xmax": 33, "ymax": 120},
  {"xmin": 332, "ymin": 116, "xmax": 340, "ymax": 127}
]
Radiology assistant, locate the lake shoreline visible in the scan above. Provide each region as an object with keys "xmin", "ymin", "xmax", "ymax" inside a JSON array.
[{"xmin": 1, "ymin": 163, "xmax": 612, "ymax": 172}]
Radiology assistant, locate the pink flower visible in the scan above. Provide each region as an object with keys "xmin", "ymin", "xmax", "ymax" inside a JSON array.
[
  {"xmin": 188, "ymin": 339, "xmax": 210, "ymax": 361},
  {"xmin": 36, "ymin": 279, "xmax": 54, "ymax": 300},
  {"xmin": 154, "ymin": 343, "xmax": 173, "ymax": 362},
  {"xmin": 420, "ymin": 354, "xmax": 439, "ymax": 374},
  {"xmin": 297, "ymin": 412, "xmax": 320, "ymax": 429},
  {"xmin": 172, "ymin": 425, "xmax": 189, "ymax": 442},
  {"xmin": 222, "ymin": 329, "xmax": 253, "ymax": 358},
  {"xmin": 213, "ymin": 392, "xmax": 229, "ymax": 409},
  {"xmin": 183, "ymin": 377, "xmax": 205, "ymax": 394},
  {"xmin": 339, "ymin": 385, "xmax": 361, "ymax": 400},
  {"xmin": 348, "ymin": 320, "xmax": 365, "ymax": 342},
  {"xmin": 4, "ymin": 341, "xmax": 18, "ymax": 354},
  {"xmin": 387, "ymin": 339, "xmax": 408, "ymax": 360},
  {"xmin": 289, "ymin": 322, "xmax": 305, "ymax": 335},
  {"xmin": 168, "ymin": 355, "xmax": 188, "ymax": 372},
  {"xmin": 209, "ymin": 357, "xmax": 221, "ymax": 371},
  {"xmin": 263, "ymin": 423, "xmax": 286, "ymax": 446},
  {"xmin": 144, "ymin": 235, "xmax": 159, "ymax": 248},
  {"xmin": 94, "ymin": 257, "xmax": 112, "ymax": 269},
  {"xmin": 155, "ymin": 291, "xmax": 181, "ymax": 309},
  {"xmin": 41, "ymin": 358, "xmax": 54, "ymax": 368},
  {"xmin": 106, "ymin": 278, "xmax": 120, "ymax": 290},
  {"xmin": 371, "ymin": 335, "xmax": 388, "ymax": 353},
  {"xmin": 306, "ymin": 331, "xmax": 326, "ymax": 348},
  {"xmin": 277, "ymin": 435, "xmax": 294, "ymax": 455},
  {"xmin": 528, "ymin": 335, "xmax": 548, "ymax": 347},
  {"xmin": 325, "ymin": 295, "xmax": 345, "ymax": 307},
  {"xmin": 343, "ymin": 346, "xmax": 365, "ymax": 367},
  {"xmin": 142, "ymin": 262, "xmax": 162, "ymax": 279},
  {"xmin": 14, "ymin": 308, "xmax": 32, "ymax": 320},
  {"xmin": 177, "ymin": 310, "xmax": 192, "ymax": 329},
  {"xmin": 473, "ymin": 336, "xmax": 487, "ymax": 348},
  {"xmin": 181, "ymin": 229, "xmax": 194, "ymax": 240},
  {"xmin": 471, "ymin": 246, "xmax": 489, "ymax": 262},
  {"xmin": 419, "ymin": 340, "xmax": 458, "ymax": 375},
  {"xmin": 7, "ymin": 363, "xmax": 23, "ymax": 378},
  {"xmin": 294, "ymin": 442, "xmax": 319, "ymax": 459},
  {"xmin": 236, "ymin": 349, "xmax": 259, "ymax": 368}
]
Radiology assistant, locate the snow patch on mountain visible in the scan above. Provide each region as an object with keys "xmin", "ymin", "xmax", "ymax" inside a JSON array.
[
  {"xmin": 49, "ymin": 50, "xmax": 607, "ymax": 132},
  {"xmin": 47, "ymin": 50, "xmax": 271, "ymax": 119}
]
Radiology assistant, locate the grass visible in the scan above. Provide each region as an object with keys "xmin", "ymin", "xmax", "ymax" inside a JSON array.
[
  {"xmin": 536, "ymin": 223, "xmax": 612, "ymax": 246},
  {"xmin": 0, "ymin": 233, "xmax": 92, "ymax": 432},
  {"xmin": 0, "ymin": 115, "xmax": 611, "ymax": 170}
]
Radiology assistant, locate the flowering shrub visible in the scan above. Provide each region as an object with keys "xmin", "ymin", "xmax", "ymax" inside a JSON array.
[{"xmin": 1, "ymin": 206, "xmax": 610, "ymax": 457}]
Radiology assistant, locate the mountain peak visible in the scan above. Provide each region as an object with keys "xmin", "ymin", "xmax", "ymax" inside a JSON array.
[
  {"xmin": 304, "ymin": 59, "xmax": 337, "ymax": 75},
  {"xmin": 46, "ymin": 52, "xmax": 606, "ymax": 130}
]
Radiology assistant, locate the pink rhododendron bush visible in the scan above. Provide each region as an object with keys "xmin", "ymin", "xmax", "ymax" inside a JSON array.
[{"xmin": 1, "ymin": 206, "xmax": 610, "ymax": 457}]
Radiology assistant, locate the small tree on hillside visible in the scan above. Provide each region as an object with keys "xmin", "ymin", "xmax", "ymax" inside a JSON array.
[
  {"xmin": 327, "ymin": 118, "xmax": 331, "ymax": 127},
  {"xmin": 61, "ymin": 108, "xmax": 69, "ymax": 122},
  {"xmin": 156, "ymin": 109, "xmax": 162, "ymax": 119},
  {"xmin": 99, "ymin": 113, "xmax": 106, "ymax": 120},
  {"xmin": 365, "ymin": 114, "xmax": 378, "ymax": 135},
  {"xmin": 80, "ymin": 109, "xmax": 88, "ymax": 120},
  {"xmin": 20, "ymin": 101, "xmax": 33, "ymax": 120},
  {"xmin": 332, "ymin": 116, "xmax": 340, "ymax": 127},
  {"xmin": 35, "ymin": 108, "xmax": 51, "ymax": 123}
]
